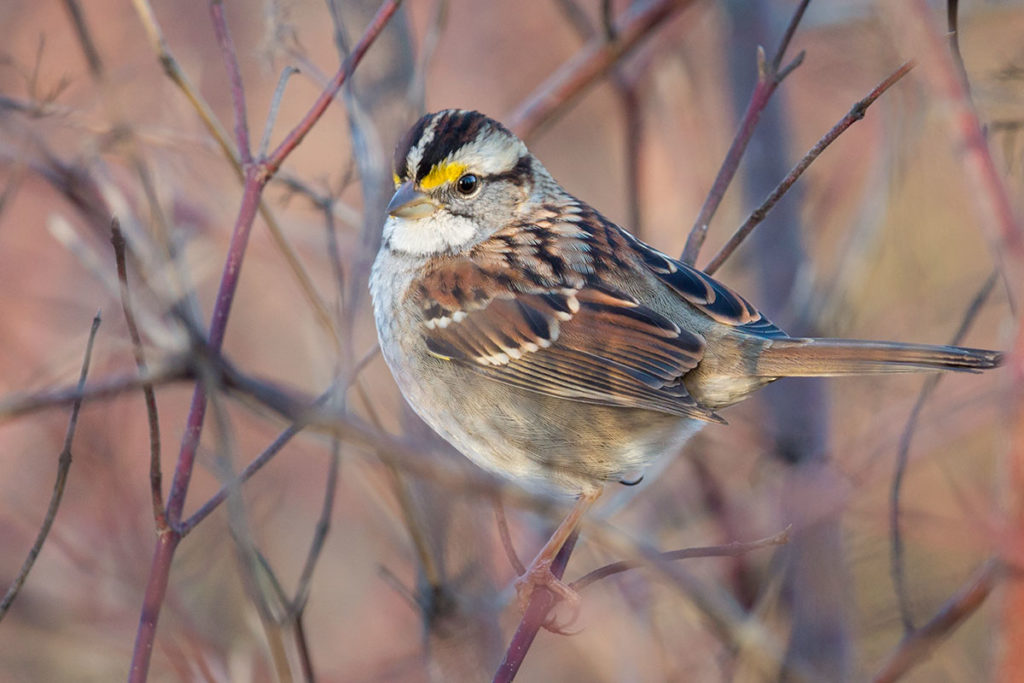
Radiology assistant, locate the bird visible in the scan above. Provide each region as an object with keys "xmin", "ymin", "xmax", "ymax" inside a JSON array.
[{"xmin": 369, "ymin": 108, "xmax": 1001, "ymax": 610}]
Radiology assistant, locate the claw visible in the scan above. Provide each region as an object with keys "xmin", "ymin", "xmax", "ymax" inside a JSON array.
[
  {"xmin": 540, "ymin": 597, "xmax": 583, "ymax": 634},
  {"xmin": 514, "ymin": 557, "xmax": 582, "ymax": 630}
]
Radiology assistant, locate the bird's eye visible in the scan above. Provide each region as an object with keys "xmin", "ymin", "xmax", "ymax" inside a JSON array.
[{"xmin": 455, "ymin": 173, "xmax": 480, "ymax": 196}]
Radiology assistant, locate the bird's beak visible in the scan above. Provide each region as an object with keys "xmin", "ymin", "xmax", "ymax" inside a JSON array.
[{"xmin": 386, "ymin": 181, "xmax": 438, "ymax": 219}]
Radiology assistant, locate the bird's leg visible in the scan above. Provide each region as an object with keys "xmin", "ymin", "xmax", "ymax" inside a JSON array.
[{"xmin": 515, "ymin": 489, "xmax": 601, "ymax": 617}]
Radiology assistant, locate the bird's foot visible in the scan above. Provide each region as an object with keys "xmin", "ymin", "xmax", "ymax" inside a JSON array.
[{"xmin": 514, "ymin": 559, "xmax": 582, "ymax": 634}]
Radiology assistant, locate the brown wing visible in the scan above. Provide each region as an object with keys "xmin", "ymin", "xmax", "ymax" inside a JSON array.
[
  {"xmin": 594, "ymin": 213, "xmax": 788, "ymax": 338},
  {"xmin": 410, "ymin": 220, "xmax": 720, "ymax": 421}
]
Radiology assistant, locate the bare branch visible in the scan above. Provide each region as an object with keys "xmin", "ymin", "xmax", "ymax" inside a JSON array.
[
  {"xmin": 259, "ymin": 66, "xmax": 300, "ymax": 160},
  {"xmin": 680, "ymin": 0, "xmax": 810, "ymax": 264},
  {"xmin": 872, "ymin": 560, "xmax": 999, "ymax": 683},
  {"xmin": 265, "ymin": 0, "xmax": 404, "ymax": 176},
  {"xmin": 291, "ymin": 439, "xmax": 340, "ymax": 614},
  {"xmin": 0, "ymin": 312, "xmax": 101, "ymax": 621},
  {"xmin": 553, "ymin": 0, "xmax": 648, "ymax": 234},
  {"xmin": 209, "ymin": 0, "xmax": 252, "ymax": 163},
  {"xmin": 946, "ymin": 0, "xmax": 970, "ymax": 95},
  {"xmin": 178, "ymin": 390, "xmax": 329, "ymax": 536},
  {"xmin": 0, "ymin": 362, "xmax": 189, "ymax": 422},
  {"xmin": 493, "ymin": 530, "xmax": 580, "ymax": 683},
  {"xmin": 130, "ymin": 0, "xmax": 343, "ymax": 349},
  {"xmin": 59, "ymin": 0, "xmax": 103, "ymax": 78},
  {"xmin": 703, "ymin": 61, "xmax": 914, "ymax": 275},
  {"xmin": 572, "ymin": 527, "xmax": 790, "ymax": 592},
  {"xmin": 894, "ymin": 2, "xmax": 1024, "ymax": 280},
  {"xmin": 890, "ymin": 271, "xmax": 998, "ymax": 632},
  {"xmin": 111, "ymin": 219, "xmax": 167, "ymax": 532},
  {"xmin": 494, "ymin": 498, "xmax": 526, "ymax": 576},
  {"xmin": 506, "ymin": 0, "xmax": 695, "ymax": 138}
]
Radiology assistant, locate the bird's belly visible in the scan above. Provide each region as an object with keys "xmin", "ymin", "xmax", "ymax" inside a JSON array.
[{"xmin": 390, "ymin": 354, "xmax": 699, "ymax": 494}]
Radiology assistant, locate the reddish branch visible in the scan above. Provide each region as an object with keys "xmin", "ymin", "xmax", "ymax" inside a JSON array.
[
  {"xmin": 889, "ymin": 3, "xmax": 1023, "ymax": 681},
  {"xmin": 127, "ymin": 2, "xmax": 403, "ymax": 680},
  {"xmin": 493, "ymin": 531, "xmax": 579, "ymax": 683},
  {"xmin": 680, "ymin": 0, "xmax": 809, "ymax": 264},
  {"xmin": 265, "ymin": 0, "xmax": 403, "ymax": 177},
  {"xmin": 871, "ymin": 560, "xmax": 999, "ymax": 683},
  {"xmin": 209, "ymin": 0, "xmax": 252, "ymax": 164},
  {"xmin": 702, "ymin": 60, "xmax": 914, "ymax": 276},
  {"xmin": 492, "ymin": 526, "xmax": 789, "ymax": 682},
  {"xmin": 506, "ymin": 0, "xmax": 696, "ymax": 139},
  {"xmin": 495, "ymin": 3, "xmax": 813, "ymax": 678},
  {"xmin": 890, "ymin": 271, "xmax": 998, "ymax": 632}
]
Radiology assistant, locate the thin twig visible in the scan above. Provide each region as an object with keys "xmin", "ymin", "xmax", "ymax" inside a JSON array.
[
  {"xmin": 0, "ymin": 362, "xmax": 189, "ymax": 422},
  {"xmin": 111, "ymin": 219, "xmax": 167, "ymax": 531},
  {"xmin": 598, "ymin": 0, "xmax": 615, "ymax": 40},
  {"xmin": 596, "ymin": 523, "xmax": 801, "ymax": 681},
  {"xmin": 180, "ymin": 389, "xmax": 333, "ymax": 535},
  {"xmin": 0, "ymin": 312, "xmax": 101, "ymax": 621},
  {"xmin": 890, "ymin": 271, "xmax": 998, "ymax": 633},
  {"xmin": 680, "ymin": 0, "xmax": 810, "ymax": 264},
  {"xmin": 896, "ymin": 2, "xmax": 1024, "ymax": 281},
  {"xmin": 551, "ymin": 0, "xmax": 593, "ymax": 39},
  {"xmin": 703, "ymin": 60, "xmax": 914, "ymax": 275},
  {"xmin": 293, "ymin": 613, "xmax": 315, "ymax": 683},
  {"xmin": 209, "ymin": 0, "xmax": 252, "ymax": 164},
  {"xmin": 59, "ymin": 0, "xmax": 103, "ymax": 78},
  {"xmin": 552, "ymin": 0, "xmax": 647, "ymax": 234},
  {"xmin": 619, "ymin": 79, "xmax": 645, "ymax": 234},
  {"xmin": 353, "ymin": 371, "xmax": 446, "ymax": 593},
  {"xmin": 378, "ymin": 564, "xmax": 421, "ymax": 612},
  {"xmin": 283, "ymin": 438, "xmax": 341, "ymax": 683},
  {"xmin": 506, "ymin": 0, "xmax": 694, "ymax": 139},
  {"xmin": 162, "ymin": 176, "xmax": 262, "ymax": 527},
  {"xmin": 129, "ymin": 0, "xmax": 342, "ymax": 349},
  {"xmin": 494, "ymin": 498, "xmax": 526, "ymax": 576},
  {"xmin": 210, "ymin": 369, "xmax": 294, "ymax": 683},
  {"xmin": 291, "ymin": 438, "xmax": 341, "ymax": 614},
  {"xmin": 407, "ymin": 0, "xmax": 449, "ymax": 109},
  {"xmin": 872, "ymin": 560, "xmax": 999, "ymax": 683},
  {"xmin": 572, "ymin": 527, "xmax": 790, "ymax": 592},
  {"xmin": 265, "ymin": 0, "xmax": 404, "ymax": 176},
  {"xmin": 770, "ymin": 0, "xmax": 810, "ymax": 72},
  {"xmin": 946, "ymin": 0, "xmax": 970, "ymax": 96},
  {"xmin": 321, "ymin": 188, "xmax": 347, "ymax": 321},
  {"xmin": 131, "ymin": 3, "xmax": 402, "ymax": 675},
  {"xmin": 888, "ymin": 6, "xmax": 1024, "ymax": 682},
  {"xmin": 259, "ymin": 66, "xmax": 299, "ymax": 160}
]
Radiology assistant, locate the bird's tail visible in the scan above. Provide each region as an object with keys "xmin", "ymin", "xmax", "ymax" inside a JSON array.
[{"xmin": 752, "ymin": 338, "xmax": 1002, "ymax": 377}]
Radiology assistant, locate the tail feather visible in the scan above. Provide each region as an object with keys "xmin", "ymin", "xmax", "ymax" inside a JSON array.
[{"xmin": 753, "ymin": 338, "xmax": 1003, "ymax": 377}]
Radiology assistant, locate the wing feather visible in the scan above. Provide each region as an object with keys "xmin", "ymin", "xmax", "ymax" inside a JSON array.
[{"xmin": 415, "ymin": 258, "xmax": 718, "ymax": 420}]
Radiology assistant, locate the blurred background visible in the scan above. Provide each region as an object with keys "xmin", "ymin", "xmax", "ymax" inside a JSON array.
[{"xmin": 0, "ymin": 0, "xmax": 1019, "ymax": 680}]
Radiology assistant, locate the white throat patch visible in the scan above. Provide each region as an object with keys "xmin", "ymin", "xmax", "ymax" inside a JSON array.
[{"xmin": 384, "ymin": 213, "xmax": 477, "ymax": 255}]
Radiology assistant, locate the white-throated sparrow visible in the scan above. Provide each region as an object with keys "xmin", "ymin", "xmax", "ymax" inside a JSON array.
[{"xmin": 369, "ymin": 109, "xmax": 1000, "ymax": 605}]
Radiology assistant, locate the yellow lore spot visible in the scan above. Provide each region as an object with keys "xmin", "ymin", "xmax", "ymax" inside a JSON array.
[
  {"xmin": 419, "ymin": 161, "xmax": 468, "ymax": 191},
  {"xmin": 392, "ymin": 173, "xmax": 401, "ymax": 187}
]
